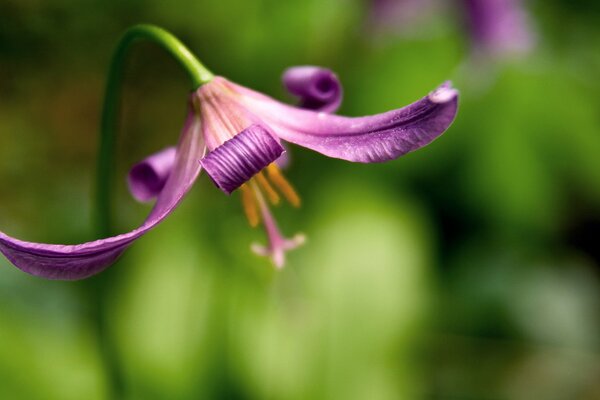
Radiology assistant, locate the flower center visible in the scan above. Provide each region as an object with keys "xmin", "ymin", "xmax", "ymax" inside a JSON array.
[
  {"xmin": 199, "ymin": 123, "xmax": 304, "ymax": 267},
  {"xmin": 195, "ymin": 79, "xmax": 305, "ymax": 267}
]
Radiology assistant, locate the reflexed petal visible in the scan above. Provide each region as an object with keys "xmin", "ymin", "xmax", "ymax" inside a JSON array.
[
  {"xmin": 128, "ymin": 146, "xmax": 177, "ymax": 202},
  {"xmin": 232, "ymin": 79, "xmax": 458, "ymax": 163},
  {"xmin": 282, "ymin": 66, "xmax": 343, "ymax": 113},
  {"xmin": 0, "ymin": 110, "xmax": 205, "ymax": 280},
  {"xmin": 200, "ymin": 124, "xmax": 284, "ymax": 194}
]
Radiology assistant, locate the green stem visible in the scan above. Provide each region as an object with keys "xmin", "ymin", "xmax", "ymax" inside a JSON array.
[
  {"xmin": 88, "ymin": 24, "xmax": 213, "ymax": 397},
  {"xmin": 95, "ymin": 24, "xmax": 213, "ymax": 236}
]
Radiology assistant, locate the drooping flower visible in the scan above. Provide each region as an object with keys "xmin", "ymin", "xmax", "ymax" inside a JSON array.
[
  {"xmin": 128, "ymin": 66, "xmax": 342, "ymax": 201},
  {"xmin": 0, "ymin": 67, "xmax": 458, "ymax": 280}
]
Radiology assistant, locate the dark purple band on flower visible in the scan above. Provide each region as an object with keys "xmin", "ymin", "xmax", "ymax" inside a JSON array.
[
  {"xmin": 282, "ymin": 66, "xmax": 342, "ymax": 113},
  {"xmin": 128, "ymin": 146, "xmax": 177, "ymax": 202},
  {"xmin": 200, "ymin": 124, "xmax": 284, "ymax": 194}
]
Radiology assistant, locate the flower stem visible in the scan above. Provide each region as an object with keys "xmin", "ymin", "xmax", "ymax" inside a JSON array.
[
  {"xmin": 95, "ymin": 24, "xmax": 213, "ymax": 235},
  {"xmin": 89, "ymin": 25, "xmax": 213, "ymax": 397}
]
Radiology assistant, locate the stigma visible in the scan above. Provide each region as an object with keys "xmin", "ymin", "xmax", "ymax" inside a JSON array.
[{"xmin": 240, "ymin": 164, "xmax": 305, "ymax": 268}]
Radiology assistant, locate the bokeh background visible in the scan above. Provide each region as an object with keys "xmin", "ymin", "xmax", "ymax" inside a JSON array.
[{"xmin": 1, "ymin": 0, "xmax": 599, "ymax": 398}]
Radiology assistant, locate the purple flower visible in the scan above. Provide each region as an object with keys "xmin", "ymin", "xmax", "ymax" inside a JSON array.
[
  {"xmin": 463, "ymin": 0, "xmax": 535, "ymax": 58},
  {"xmin": 368, "ymin": 0, "xmax": 442, "ymax": 37},
  {"xmin": 0, "ymin": 67, "xmax": 458, "ymax": 280},
  {"xmin": 368, "ymin": 0, "xmax": 534, "ymax": 59}
]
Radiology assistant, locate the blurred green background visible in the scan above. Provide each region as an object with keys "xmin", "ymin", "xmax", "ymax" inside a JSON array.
[{"xmin": 1, "ymin": 0, "xmax": 599, "ymax": 399}]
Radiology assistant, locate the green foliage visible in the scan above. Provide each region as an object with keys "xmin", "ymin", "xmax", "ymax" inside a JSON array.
[{"xmin": 1, "ymin": 0, "xmax": 599, "ymax": 398}]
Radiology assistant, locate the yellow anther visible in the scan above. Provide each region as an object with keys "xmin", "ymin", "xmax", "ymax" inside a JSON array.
[
  {"xmin": 240, "ymin": 184, "xmax": 260, "ymax": 227},
  {"xmin": 255, "ymin": 172, "xmax": 280, "ymax": 205},
  {"xmin": 267, "ymin": 164, "xmax": 301, "ymax": 207}
]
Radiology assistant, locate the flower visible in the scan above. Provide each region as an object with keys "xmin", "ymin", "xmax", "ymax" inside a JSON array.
[
  {"xmin": 368, "ymin": 0, "xmax": 535, "ymax": 59},
  {"xmin": 463, "ymin": 0, "xmax": 535, "ymax": 59},
  {"xmin": 0, "ymin": 67, "xmax": 458, "ymax": 280},
  {"xmin": 368, "ymin": 0, "xmax": 443, "ymax": 38}
]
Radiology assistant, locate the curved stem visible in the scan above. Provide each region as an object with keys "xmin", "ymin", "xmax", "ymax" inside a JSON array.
[
  {"xmin": 89, "ymin": 25, "xmax": 213, "ymax": 397},
  {"xmin": 95, "ymin": 24, "xmax": 213, "ymax": 235}
]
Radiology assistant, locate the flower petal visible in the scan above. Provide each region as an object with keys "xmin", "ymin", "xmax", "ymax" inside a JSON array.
[
  {"xmin": 0, "ymin": 110, "xmax": 205, "ymax": 280},
  {"xmin": 200, "ymin": 124, "xmax": 284, "ymax": 194},
  {"xmin": 233, "ymin": 79, "xmax": 458, "ymax": 163},
  {"xmin": 128, "ymin": 146, "xmax": 177, "ymax": 202},
  {"xmin": 282, "ymin": 66, "xmax": 343, "ymax": 113}
]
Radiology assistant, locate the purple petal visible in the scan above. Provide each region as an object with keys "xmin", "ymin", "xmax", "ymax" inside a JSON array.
[
  {"xmin": 232, "ymin": 79, "xmax": 458, "ymax": 163},
  {"xmin": 128, "ymin": 146, "xmax": 177, "ymax": 202},
  {"xmin": 200, "ymin": 124, "xmax": 284, "ymax": 194},
  {"xmin": 0, "ymin": 108, "xmax": 205, "ymax": 280},
  {"xmin": 282, "ymin": 66, "xmax": 342, "ymax": 113}
]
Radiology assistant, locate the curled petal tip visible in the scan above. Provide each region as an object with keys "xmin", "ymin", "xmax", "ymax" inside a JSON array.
[
  {"xmin": 128, "ymin": 147, "xmax": 177, "ymax": 202},
  {"xmin": 428, "ymin": 82, "xmax": 459, "ymax": 104},
  {"xmin": 282, "ymin": 66, "xmax": 343, "ymax": 113}
]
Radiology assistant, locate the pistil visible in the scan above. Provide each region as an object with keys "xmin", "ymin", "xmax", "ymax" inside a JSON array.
[
  {"xmin": 238, "ymin": 165, "xmax": 305, "ymax": 266},
  {"xmin": 249, "ymin": 181, "xmax": 305, "ymax": 268}
]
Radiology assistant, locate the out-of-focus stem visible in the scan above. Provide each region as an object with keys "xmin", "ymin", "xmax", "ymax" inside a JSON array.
[
  {"xmin": 89, "ymin": 24, "xmax": 213, "ymax": 398},
  {"xmin": 96, "ymin": 24, "xmax": 212, "ymax": 235}
]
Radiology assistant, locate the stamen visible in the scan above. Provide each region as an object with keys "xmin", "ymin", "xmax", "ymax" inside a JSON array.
[
  {"xmin": 240, "ymin": 184, "xmax": 260, "ymax": 227},
  {"xmin": 255, "ymin": 172, "xmax": 280, "ymax": 205},
  {"xmin": 266, "ymin": 164, "xmax": 301, "ymax": 207}
]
